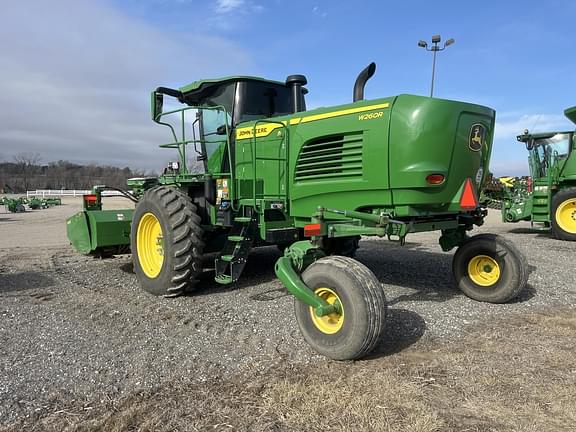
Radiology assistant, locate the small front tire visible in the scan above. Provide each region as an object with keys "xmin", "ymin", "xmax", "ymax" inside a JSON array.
[
  {"xmin": 453, "ymin": 234, "xmax": 527, "ymax": 303},
  {"xmin": 294, "ymin": 256, "xmax": 386, "ymax": 360}
]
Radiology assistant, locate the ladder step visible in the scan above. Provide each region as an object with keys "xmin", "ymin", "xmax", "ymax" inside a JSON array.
[
  {"xmin": 214, "ymin": 274, "xmax": 234, "ymax": 285},
  {"xmin": 228, "ymin": 235, "xmax": 245, "ymax": 242},
  {"xmin": 234, "ymin": 217, "xmax": 252, "ymax": 223},
  {"xmin": 221, "ymin": 255, "xmax": 234, "ymax": 262}
]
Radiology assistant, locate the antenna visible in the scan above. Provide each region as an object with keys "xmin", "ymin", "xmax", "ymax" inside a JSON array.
[{"xmin": 530, "ymin": 114, "xmax": 541, "ymax": 132}]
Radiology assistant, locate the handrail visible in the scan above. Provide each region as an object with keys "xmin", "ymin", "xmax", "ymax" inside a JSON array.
[
  {"xmin": 250, "ymin": 119, "xmax": 289, "ymax": 213},
  {"xmin": 154, "ymin": 104, "xmax": 237, "ymax": 207}
]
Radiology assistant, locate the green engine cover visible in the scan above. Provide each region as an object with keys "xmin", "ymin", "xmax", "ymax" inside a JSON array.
[{"xmin": 234, "ymin": 94, "xmax": 494, "ymax": 222}]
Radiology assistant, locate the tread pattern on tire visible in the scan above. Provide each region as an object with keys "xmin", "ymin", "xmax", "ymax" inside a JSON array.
[
  {"xmin": 453, "ymin": 233, "xmax": 528, "ymax": 303},
  {"xmin": 134, "ymin": 186, "xmax": 204, "ymax": 297},
  {"xmin": 298, "ymin": 256, "xmax": 386, "ymax": 360}
]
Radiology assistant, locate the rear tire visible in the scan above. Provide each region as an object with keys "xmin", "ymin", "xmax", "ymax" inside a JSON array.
[
  {"xmin": 551, "ymin": 188, "xmax": 576, "ymax": 241},
  {"xmin": 453, "ymin": 234, "xmax": 527, "ymax": 303},
  {"xmin": 294, "ymin": 256, "xmax": 386, "ymax": 360},
  {"xmin": 131, "ymin": 186, "xmax": 204, "ymax": 296}
]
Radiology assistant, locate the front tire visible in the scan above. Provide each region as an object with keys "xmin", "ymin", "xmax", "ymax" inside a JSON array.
[
  {"xmin": 551, "ymin": 188, "xmax": 576, "ymax": 241},
  {"xmin": 294, "ymin": 256, "xmax": 386, "ymax": 360},
  {"xmin": 131, "ymin": 186, "xmax": 204, "ymax": 296},
  {"xmin": 453, "ymin": 234, "xmax": 527, "ymax": 303}
]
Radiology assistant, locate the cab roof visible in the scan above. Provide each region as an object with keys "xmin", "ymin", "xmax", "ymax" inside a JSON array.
[
  {"xmin": 179, "ymin": 76, "xmax": 287, "ymax": 94},
  {"xmin": 565, "ymin": 106, "xmax": 576, "ymax": 125},
  {"xmin": 517, "ymin": 131, "xmax": 573, "ymax": 142}
]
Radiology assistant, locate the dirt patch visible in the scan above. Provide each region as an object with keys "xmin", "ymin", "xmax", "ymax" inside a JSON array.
[{"xmin": 6, "ymin": 308, "xmax": 574, "ymax": 432}]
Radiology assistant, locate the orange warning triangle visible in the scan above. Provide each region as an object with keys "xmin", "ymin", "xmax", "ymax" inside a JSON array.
[{"xmin": 460, "ymin": 178, "xmax": 478, "ymax": 210}]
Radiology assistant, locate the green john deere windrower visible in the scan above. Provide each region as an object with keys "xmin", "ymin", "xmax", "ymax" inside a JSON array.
[
  {"xmin": 501, "ymin": 106, "xmax": 576, "ymax": 240},
  {"xmin": 67, "ymin": 63, "xmax": 528, "ymax": 360}
]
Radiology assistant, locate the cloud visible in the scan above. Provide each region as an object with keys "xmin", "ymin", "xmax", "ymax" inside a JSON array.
[
  {"xmin": 312, "ymin": 6, "xmax": 328, "ymax": 18},
  {"xmin": 495, "ymin": 113, "xmax": 572, "ymax": 140},
  {"xmin": 215, "ymin": 0, "xmax": 245, "ymax": 13},
  {"xmin": 0, "ymin": 0, "xmax": 253, "ymax": 170}
]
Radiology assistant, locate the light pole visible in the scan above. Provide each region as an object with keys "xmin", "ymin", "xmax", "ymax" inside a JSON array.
[{"xmin": 418, "ymin": 35, "xmax": 455, "ymax": 97}]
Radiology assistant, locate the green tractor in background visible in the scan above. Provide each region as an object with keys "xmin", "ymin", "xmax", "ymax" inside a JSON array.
[
  {"xmin": 67, "ymin": 63, "xmax": 528, "ymax": 360},
  {"xmin": 501, "ymin": 106, "xmax": 576, "ymax": 240},
  {"xmin": 1, "ymin": 197, "xmax": 26, "ymax": 213}
]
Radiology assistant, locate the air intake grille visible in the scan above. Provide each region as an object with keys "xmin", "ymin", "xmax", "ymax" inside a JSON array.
[{"xmin": 294, "ymin": 133, "xmax": 363, "ymax": 181}]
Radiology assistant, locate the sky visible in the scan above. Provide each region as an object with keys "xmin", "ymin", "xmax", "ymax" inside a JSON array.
[{"xmin": 0, "ymin": 0, "xmax": 574, "ymax": 175}]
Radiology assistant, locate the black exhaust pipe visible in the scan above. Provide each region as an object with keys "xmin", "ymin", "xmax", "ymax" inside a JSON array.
[
  {"xmin": 286, "ymin": 74, "xmax": 308, "ymax": 113},
  {"xmin": 353, "ymin": 62, "xmax": 376, "ymax": 102}
]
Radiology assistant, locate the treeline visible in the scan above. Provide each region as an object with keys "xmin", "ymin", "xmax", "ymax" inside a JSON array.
[{"xmin": 0, "ymin": 157, "xmax": 149, "ymax": 193}]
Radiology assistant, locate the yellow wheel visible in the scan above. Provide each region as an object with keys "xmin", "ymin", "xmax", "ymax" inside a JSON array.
[
  {"xmin": 467, "ymin": 255, "xmax": 500, "ymax": 287},
  {"xmin": 137, "ymin": 212, "xmax": 164, "ymax": 278},
  {"xmin": 309, "ymin": 287, "xmax": 344, "ymax": 334},
  {"xmin": 553, "ymin": 194, "xmax": 576, "ymax": 239},
  {"xmin": 131, "ymin": 186, "xmax": 204, "ymax": 296},
  {"xmin": 453, "ymin": 234, "xmax": 527, "ymax": 303},
  {"xmin": 294, "ymin": 256, "xmax": 387, "ymax": 360}
]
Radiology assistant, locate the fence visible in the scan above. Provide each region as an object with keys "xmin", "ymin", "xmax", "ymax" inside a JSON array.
[{"xmin": 26, "ymin": 189, "xmax": 125, "ymax": 198}]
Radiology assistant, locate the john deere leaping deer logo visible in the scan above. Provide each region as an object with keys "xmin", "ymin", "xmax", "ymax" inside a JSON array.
[{"xmin": 469, "ymin": 124, "xmax": 485, "ymax": 152}]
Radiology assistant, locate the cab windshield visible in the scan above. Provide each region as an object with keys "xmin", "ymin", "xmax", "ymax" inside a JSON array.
[
  {"xmin": 532, "ymin": 133, "xmax": 573, "ymax": 177},
  {"xmin": 533, "ymin": 133, "xmax": 572, "ymax": 157}
]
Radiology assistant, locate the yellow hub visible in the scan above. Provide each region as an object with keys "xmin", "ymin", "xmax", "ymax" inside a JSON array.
[
  {"xmin": 137, "ymin": 212, "xmax": 164, "ymax": 278},
  {"xmin": 555, "ymin": 198, "xmax": 576, "ymax": 234},
  {"xmin": 468, "ymin": 255, "xmax": 500, "ymax": 287},
  {"xmin": 310, "ymin": 287, "xmax": 344, "ymax": 334}
]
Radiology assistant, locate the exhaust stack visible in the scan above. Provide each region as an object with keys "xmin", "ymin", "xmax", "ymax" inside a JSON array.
[
  {"xmin": 286, "ymin": 74, "xmax": 308, "ymax": 113},
  {"xmin": 353, "ymin": 62, "xmax": 376, "ymax": 102}
]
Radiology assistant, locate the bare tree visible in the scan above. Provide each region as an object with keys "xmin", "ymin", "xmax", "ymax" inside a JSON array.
[{"xmin": 13, "ymin": 152, "xmax": 42, "ymax": 191}]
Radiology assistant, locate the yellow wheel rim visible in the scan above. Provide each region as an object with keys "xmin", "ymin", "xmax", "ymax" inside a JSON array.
[
  {"xmin": 468, "ymin": 255, "xmax": 500, "ymax": 287},
  {"xmin": 555, "ymin": 198, "xmax": 576, "ymax": 234},
  {"xmin": 309, "ymin": 287, "xmax": 344, "ymax": 335},
  {"xmin": 137, "ymin": 212, "xmax": 164, "ymax": 278}
]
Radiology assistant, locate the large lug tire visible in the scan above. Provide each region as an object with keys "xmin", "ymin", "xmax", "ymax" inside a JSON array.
[
  {"xmin": 131, "ymin": 186, "xmax": 204, "ymax": 296},
  {"xmin": 294, "ymin": 256, "xmax": 387, "ymax": 360},
  {"xmin": 551, "ymin": 188, "xmax": 576, "ymax": 241},
  {"xmin": 452, "ymin": 234, "xmax": 527, "ymax": 303}
]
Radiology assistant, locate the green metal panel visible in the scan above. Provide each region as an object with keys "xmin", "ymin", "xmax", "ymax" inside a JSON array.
[
  {"xmin": 280, "ymin": 98, "xmax": 393, "ymax": 219},
  {"xmin": 86, "ymin": 210, "xmax": 133, "ymax": 249},
  {"xmin": 66, "ymin": 211, "xmax": 92, "ymax": 254},
  {"xmin": 66, "ymin": 209, "xmax": 133, "ymax": 254},
  {"xmin": 388, "ymin": 95, "xmax": 494, "ymax": 215}
]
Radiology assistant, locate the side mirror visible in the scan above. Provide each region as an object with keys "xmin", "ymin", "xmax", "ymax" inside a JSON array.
[
  {"xmin": 216, "ymin": 124, "xmax": 228, "ymax": 135},
  {"xmin": 151, "ymin": 91, "xmax": 163, "ymax": 122},
  {"xmin": 526, "ymin": 139, "xmax": 534, "ymax": 151}
]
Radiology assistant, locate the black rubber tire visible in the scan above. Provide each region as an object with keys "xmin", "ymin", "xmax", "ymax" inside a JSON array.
[
  {"xmin": 550, "ymin": 188, "xmax": 576, "ymax": 241},
  {"xmin": 453, "ymin": 234, "xmax": 527, "ymax": 303},
  {"xmin": 295, "ymin": 256, "xmax": 387, "ymax": 360},
  {"xmin": 131, "ymin": 186, "xmax": 204, "ymax": 296},
  {"xmin": 321, "ymin": 236, "xmax": 360, "ymax": 258}
]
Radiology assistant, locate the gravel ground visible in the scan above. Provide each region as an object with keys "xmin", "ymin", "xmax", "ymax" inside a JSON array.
[{"xmin": 1, "ymin": 198, "xmax": 575, "ymax": 427}]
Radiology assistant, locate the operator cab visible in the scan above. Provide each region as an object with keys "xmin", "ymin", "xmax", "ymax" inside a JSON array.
[
  {"xmin": 518, "ymin": 131, "xmax": 574, "ymax": 178},
  {"xmin": 152, "ymin": 75, "xmax": 307, "ymax": 173}
]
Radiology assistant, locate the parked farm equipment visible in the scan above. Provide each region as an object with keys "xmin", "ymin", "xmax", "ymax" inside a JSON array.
[
  {"xmin": 1, "ymin": 197, "xmax": 26, "ymax": 213},
  {"xmin": 501, "ymin": 106, "xmax": 576, "ymax": 240},
  {"xmin": 67, "ymin": 63, "xmax": 528, "ymax": 359}
]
